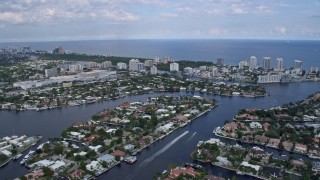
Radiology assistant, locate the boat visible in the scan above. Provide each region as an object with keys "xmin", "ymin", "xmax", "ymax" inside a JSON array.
[
  {"xmin": 192, "ymin": 132, "xmax": 197, "ymax": 136},
  {"xmin": 14, "ymin": 154, "xmax": 23, "ymax": 160},
  {"xmin": 236, "ymin": 171, "xmax": 244, "ymax": 175},
  {"xmin": 124, "ymin": 156, "xmax": 137, "ymax": 164},
  {"xmin": 20, "ymin": 150, "xmax": 35, "ymax": 165},
  {"xmin": 185, "ymin": 163, "xmax": 203, "ymax": 169},
  {"xmin": 212, "ymin": 127, "xmax": 221, "ymax": 133}
]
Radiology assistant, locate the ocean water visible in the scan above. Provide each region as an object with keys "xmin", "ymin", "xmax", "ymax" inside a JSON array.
[{"xmin": 1, "ymin": 39, "xmax": 320, "ymax": 69}]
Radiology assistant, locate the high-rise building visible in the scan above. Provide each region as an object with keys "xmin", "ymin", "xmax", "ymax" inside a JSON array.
[
  {"xmin": 170, "ymin": 63, "xmax": 179, "ymax": 72},
  {"xmin": 162, "ymin": 57, "xmax": 172, "ymax": 64},
  {"xmin": 137, "ymin": 62, "xmax": 145, "ymax": 71},
  {"xmin": 239, "ymin": 60, "xmax": 249, "ymax": 69},
  {"xmin": 216, "ymin": 58, "xmax": 224, "ymax": 66},
  {"xmin": 212, "ymin": 67, "xmax": 219, "ymax": 76},
  {"xmin": 183, "ymin": 67, "xmax": 193, "ymax": 74},
  {"xmin": 117, "ymin": 62, "xmax": 127, "ymax": 70},
  {"xmin": 53, "ymin": 46, "xmax": 64, "ymax": 54},
  {"xmin": 276, "ymin": 58, "xmax": 284, "ymax": 70},
  {"xmin": 294, "ymin": 60, "xmax": 302, "ymax": 69},
  {"xmin": 153, "ymin": 57, "xmax": 160, "ymax": 64},
  {"xmin": 250, "ymin": 56, "xmax": 257, "ymax": 69},
  {"xmin": 69, "ymin": 64, "xmax": 83, "ymax": 72},
  {"xmin": 88, "ymin": 62, "xmax": 97, "ymax": 69},
  {"xmin": 129, "ymin": 59, "xmax": 139, "ymax": 71},
  {"xmin": 263, "ymin": 57, "xmax": 271, "ymax": 70},
  {"xmin": 310, "ymin": 67, "xmax": 319, "ymax": 73},
  {"xmin": 144, "ymin": 60, "xmax": 153, "ymax": 67},
  {"xmin": 45, "ymin": 67, "xmax": 58, "ymax": 78},
  {"xmin": 102, "ymin": 61, "xmax": 112, "ymax": 68},
  {"xmin": 150, "ymin": 65, "xmax": 157, "ymax": 75}
]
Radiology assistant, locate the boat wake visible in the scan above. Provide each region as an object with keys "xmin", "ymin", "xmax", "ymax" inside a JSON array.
[
  {"xmin": 139, "ymin": 131, "xmax": 189, "ymax": 168},
  {"xmin": 186, "ymin": 132, "xmax": 196, "ymax": 142}
]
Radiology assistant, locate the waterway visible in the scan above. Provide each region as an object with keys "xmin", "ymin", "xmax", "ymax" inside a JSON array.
[{"xmin": 0, "ymin": 82, "xmax": 319, "ymax": 179}]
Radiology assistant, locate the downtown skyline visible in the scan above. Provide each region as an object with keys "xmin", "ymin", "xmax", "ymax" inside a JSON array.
[{"xmin": 0, "ymin": 0, "xmax": 320, "ymax": 42}]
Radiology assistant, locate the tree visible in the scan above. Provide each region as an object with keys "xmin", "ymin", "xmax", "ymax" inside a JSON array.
[
  {"xmin": 53, "ymin": 145, "xmax": 64, "ymax": 155},
  {"xmin": 115, "ymin": 155, "xmax": 121, "ymax": 161},
  {"xmin": 42, "ymin": 167, "xmax": 54, "ymax": 176}
]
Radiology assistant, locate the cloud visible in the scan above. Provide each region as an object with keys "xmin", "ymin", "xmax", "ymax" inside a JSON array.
[
  {"xmin": 209, "ymin": 27, "xmax": 229, "ymax": 35},
  {"xmin": 275, "ymin": 26, "xmax": 287, "ymax": 34},
  {"xmin": 0, "ymin": 0, "xmax": 139, "ymax": 25},
  {"xmin": 231, "ymin": 4, "xmax": 248, "ymax": 14},
  {"xmin": 160, "ymin": 13, "xmax": 178, "ymax": 18},
  {"xmin": 0, "ymin": 12, "xmax": 23, "ymax": 24}
]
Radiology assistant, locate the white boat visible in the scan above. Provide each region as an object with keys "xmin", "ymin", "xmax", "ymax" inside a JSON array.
[
  {"xmin": 212, "ymin": 127, "xmax": 221, "ymax": 133},
  {"xmin": 14, "ymin": 153, "xmax": 23, "ymax": 160},
  {"xmin": 20, "ymin": 150, "xmax": 35, "ymax": 165},
  {"xmin": 124, "ymin": 156, "xmax": 137, "ymax": 164},
  {"xmin": 192, "ymin": 132, "xmax": 197, "ymax": 135},
  {"xmin": 236, "ymin": 171, "xmax": 244, "ymax": 175}
]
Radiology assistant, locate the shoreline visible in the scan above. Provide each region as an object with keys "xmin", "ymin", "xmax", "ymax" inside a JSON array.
[
  {"xmin": 0, "ymin": 136, "xmax": 42, "ymax": 168},
  {"xmin": 215, "ymin": 127, "xmax": 320, "ymax": 160}
]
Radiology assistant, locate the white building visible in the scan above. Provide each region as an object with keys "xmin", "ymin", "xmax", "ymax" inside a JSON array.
[
  {"xmin": 170, "ymin": 63, "xmax": 179, "ymax": 72},
  {"xmin": 45, "ymin": 67, "xmax": 58, "ymax": 78},
  {"xmin": 212, "ymin": 67, "xmax": 219, "ymax": 77},
  {"xmin": 162, "ymin": 57, "xmax": 172, "ymax": 64},
  {"xmin": 144, "ymin": 60, "xmax": 153, "ymax": 67},
  {"xmin": 153, "ymin": 56, "xmax": 160, "ymax": 64},
  {"xmin": 276, "ymin": 58, "xmax": 284, "ymax": 70},
  {"xmin": 294, "ymin": 60, "xmax": 302, "ymax": 70},
  {"xmin": 89, "ymin": 62, "xmax": 97, "ymax": 69},
  {"xmin": 69, "ymin": 64, "xmax": 83, "ymax": 72},
  {"xmin": 117, "ymin": 62, "xmax": 127, "ymax": 70},
  {"xmin": 129, "ymin": 59, "xmax": 139, "ymax": 71},
  {"xmin": 137, "ymin": 62, "xmax": 145, "ymax": 71},
  {"xmin": 183, "ymin": 67, "xmax": 193, "ymax": 74},
  {"xmin": 102, "ymin": 61, "xmax": 112, "ymax": 68},
  {"xmin": 263, "ymin": 57, "xmax": 271, "ymax": 70},
  {"xmin": 258, "ymin": 74, "xmax": 281, "ymax": 83},
  {"xmin": 250, "ymin": 56, "xmax": 257, "ymax": 69},
  {"xmin": 150, "ymin": 65, "xmax": 157, "ymax": 75}
]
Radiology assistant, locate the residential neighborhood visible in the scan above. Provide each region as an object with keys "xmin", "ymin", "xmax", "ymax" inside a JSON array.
[{"xmin": 18, "ymin": 95, "xmax": 216, "ymax": 179}]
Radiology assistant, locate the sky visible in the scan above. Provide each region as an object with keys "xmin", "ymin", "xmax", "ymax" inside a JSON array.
[{"xmin": 0, "ymin": 0, "xmax": 320, "ymax": 42}]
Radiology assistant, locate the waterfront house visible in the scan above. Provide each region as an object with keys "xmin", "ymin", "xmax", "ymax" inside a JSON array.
[
  {"xmin": 312, "ymin": 162, "xmax": 320, "ymax": 175},
  {"xmin": 216, "ymin": 156, "xmax": 232, "ymax": 166},
  {"xmin": 172, "ymin": 115, "xmax": 187, "ymax": 123},
  {"xmin": 112, "ymin": 150, "xmax": 125, "ymax": 157},
  {"xmin": 240, "ymin": 161, "xmax": 261, "ymax": 172},
  {"xmin": 267, "ymin": 138, "xmax": 280, "ymax": 148},
  {"xmin": 169, "ymin": 166, "xmax": 199, "ymax": 179},
  {"xmin": 224, "ymin": 122, "xmax": 238, "ymax": 133},
  {"xmin": 70, "ymin": 169, "xmax": 85, "ymax": 179},
  {"xmin": 282, "ymin": 141, "xmax": 294, "ymax": 151},
  {"xmin": 254, "ymin": 135, "xmax": 269, "ymax": 145},
  {"xmin": 307, "ymin": 145, "xmax": 320, "ymax": 157},
  {"xmin": 249, "ymin": 122, "xmax": 262, "ymax": 129},
  {"xmin": 290, "ymin": 159, "xmax": 307, "ymax": 169},
  {"xmin": 97, "ymin": 153, "xmax": 115, "ymax": 164},
  {"xmin": 294, "ymin": 143, "xmax": 307, "ymax": 154}
]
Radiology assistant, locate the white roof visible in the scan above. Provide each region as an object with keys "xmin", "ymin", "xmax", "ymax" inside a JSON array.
[
  {"xmin": 34, "ymin": 159, "xmax": 54, "ymax": 167},
  {"xmin": 241, "ymin": 161, "xmax": 261, "ymax": 171},
  {"xmin": 97, "ymin": 154, "xmax": 115, "ymax": 162},
  {"xmin": 50, "ymin": 160, "xmax": 66, "ymax": 170}
]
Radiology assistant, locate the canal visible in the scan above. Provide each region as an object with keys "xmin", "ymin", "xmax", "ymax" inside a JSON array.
[{"xmin": 0, "ymin": 82, "xmax": 319, "ymax": 179}]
